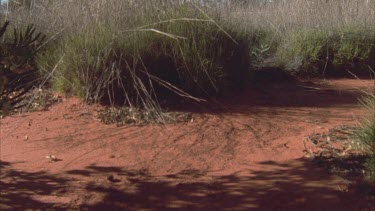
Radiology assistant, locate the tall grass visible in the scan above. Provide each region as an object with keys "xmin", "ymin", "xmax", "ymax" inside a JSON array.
[
  {"xmin": 359, "ymin": 91, "xmax": 375, "ymax": 180},
  {"xmin": 2, "ymin": 0, "xmax": 375, "ymax": 108},
  {"xmin": 29, "ymin": 1, "xmax": 251, "ymax": 107},
  {"xmin": 276, "ymin": 27, "xmax": 375, "ymax": 75},
  {"xmin": 225, "ymin": 0, "xmax": 375, "ymax": 75}
]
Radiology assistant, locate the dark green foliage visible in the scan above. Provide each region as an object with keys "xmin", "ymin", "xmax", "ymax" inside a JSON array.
[{"xmin": 0, "ymin": 21, "xmax": 46, "ymax": 115}]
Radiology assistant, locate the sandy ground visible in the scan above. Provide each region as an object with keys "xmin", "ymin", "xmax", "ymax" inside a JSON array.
[{"xmin": 1, "ymin": 79, "xmax": 374, "ymax": 210}]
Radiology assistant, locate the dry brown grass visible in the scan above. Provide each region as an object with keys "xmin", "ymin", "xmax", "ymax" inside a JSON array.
[{"xmin": 4, "ymin": 0, "xmax": 374, "ymax": 35}]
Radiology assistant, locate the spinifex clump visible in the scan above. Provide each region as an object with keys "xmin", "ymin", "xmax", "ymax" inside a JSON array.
[
  {"xmin": 0, "ymin": 21, "xmax": 46, "ymax": 115},
  {"xmin": 358, "ymin": 93, "xmax": 375, "ymax": 181}
]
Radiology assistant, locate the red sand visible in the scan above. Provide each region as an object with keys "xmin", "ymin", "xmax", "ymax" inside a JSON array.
[{"xmin": 1, "ymin": 79, "xmax": 374, "ymax": 210}]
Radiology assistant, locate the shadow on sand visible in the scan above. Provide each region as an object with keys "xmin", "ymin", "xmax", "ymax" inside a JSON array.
[{"xmin": 1, "ymin": 158, "xmax": 372, "ymax": 210}]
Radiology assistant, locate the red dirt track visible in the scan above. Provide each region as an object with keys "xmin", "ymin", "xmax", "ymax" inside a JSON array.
[{"xmin": 1, "ymin": 79, "xmax": 374, "ymax": 210}]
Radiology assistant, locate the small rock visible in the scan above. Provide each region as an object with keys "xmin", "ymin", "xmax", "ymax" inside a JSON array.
[
  {"xmin": 107, "ymin": 175, "xmax": 121, "ymax": 183},
  {"xmin": 46, "ymin": 155, "xmax": 59, "ymax": 162}
]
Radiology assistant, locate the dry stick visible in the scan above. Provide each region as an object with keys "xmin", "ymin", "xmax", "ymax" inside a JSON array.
[
  {"xmin": 137, "ymin": 56, "xmax": 163, "ymax": 110},
  {"xmin": 322, "ymin": 36, "xmax": 330, "ymax": 78},
  {"xmin": 136, "ymin": 18, "xmax": 212, "ymax": 29},
  {"xmin": 267, "ymin": 22, "xmax": 284, "ymax": 47},
  {"xmin": 141, "ymin": 71, "xmax": 206, "ymax": 103},
  {"xmin": 132, "ymin": 57, "xmax": 162, "ymax": 114},
  {"xmin": 346, "ymin": 69, "xmax": 362, "ymax": 81},
  {"xmin": 368, "ymin": 66, "xmax": 375, "ymax": 85},
  {"xmin": 176, "ymin": 43, "xmax": 211, "ymax": 97},
  {"xmin": 126, "ymin": 22, "xmax": 228, "ymax": 110},
  {"xmin": 196, "ymin": 50, "xmax": 218, "ymax": 92},
  {"xmin": 123, "ymin": 59, "xmax": 161, "ymax": 118},
  {"xmin": 123, "ymin": 28, "xmax": 187, "ymax": 40},
  {"xmin": 116, "ymin": 61, "xmax": 133, "ymax": 108},
  {"xmin": 1, "ymin": 1, "xmax": 9, "ymax": 42},
  {"xmin": 136, "ymin": 75, "xmax": 161, "ymax": 113}
]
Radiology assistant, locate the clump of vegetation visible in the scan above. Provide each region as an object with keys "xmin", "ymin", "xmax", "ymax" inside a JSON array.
[
  {"xmin": 358, "ymin": 92, "xmax": 375, "ymax": 181},
  {"xmin": 276, "ymin": 27, "xmax": 375, "ymax": 76},
  {"xmin": 0, "ymin": 21, "xmax": 46, "ymax": 115},
  {"xmin": 35, "ymin": 2, "xmax": 251, "ymax": 109},
  {"xmin": 225, "ymin": 0, "xmax": 375, "ymax": 76}
]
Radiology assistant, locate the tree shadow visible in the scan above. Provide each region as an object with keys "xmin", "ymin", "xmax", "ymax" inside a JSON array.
[
  {"xmin": 313, "ymin": 154, "xmax": 369, "ymax": 180},
  {"xmin": 67, "ymin": 159, "xmax": 373, "ymax": 211},
  {"xmin": 0, "ymin": 161, "xmax": 69, "ymax": 210},
  {"xmin": 168, "ymin": 79, "xmax": 373, "ymax": 115},
  {"xmin": 313, "ymin": 154, "xmax": 375, "ymax": 197},
  {"xmin": 1, "ymin": 159, "xmax": 373, "ymax": 210}
]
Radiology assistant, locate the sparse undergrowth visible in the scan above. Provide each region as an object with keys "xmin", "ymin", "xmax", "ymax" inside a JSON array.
[
  {"xmin": 97, "ymin": 107, "xmax": 193, "ymax": 126},
  {"xmin": 307, "ymin": 91, "xmax": 375, "ymax": 188},
  {"xmin": 12, "ymin": 88, "xmax": 60, "ymax": 113},
  {"xmin": 307, "ymin": 125, "xmax": 375, "ymax": 197}
]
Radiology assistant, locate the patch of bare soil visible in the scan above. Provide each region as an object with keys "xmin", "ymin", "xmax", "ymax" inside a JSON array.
[{"xmin": 1, "ymin": 79, "xmax": 374, "ymax": 210}]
